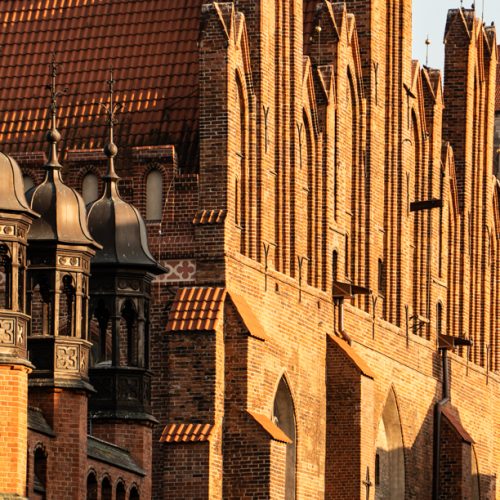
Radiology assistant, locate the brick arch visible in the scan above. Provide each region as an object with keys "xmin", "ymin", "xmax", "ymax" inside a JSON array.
[
  {"xmin": 272, "ymin": 374, "xmax": 297, "ymax": 500},
  {"xmin": 374, "ymin": 386, "xmax": 405, "ymax": 500}
]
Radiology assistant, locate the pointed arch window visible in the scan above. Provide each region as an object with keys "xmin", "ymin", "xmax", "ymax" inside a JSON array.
[
  {"xmin": 273, "ymin": 377, "xmax": 296, "ymax": 500},
  {"xmin": 129, "ymin": 486, "xmax": 140, "ymax": 500},
  {"xmin": 101, "ymin": 477, "xmax": 112, "ymax": 500},
  {"xmin": 82, "ymin": 173, "xmax": 99, "ymax": 204},
  {"xmin": 116, "ymin": 482, "xmax": 126, "ymax": 500},
  {"xmin": 86, "ymin": 472, "xmax": 98, "ymax": 500},
  {"xmin": 146, "ymin": 170, "xmax": 163, "ymax": 221}
]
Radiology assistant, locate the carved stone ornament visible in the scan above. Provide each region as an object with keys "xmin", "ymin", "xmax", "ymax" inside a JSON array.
[
  {"xmin": 0, "ymin": 225, "xmax": 15, "ymax": 236},
  {"xmin": 0, "ymin": 319, "xmax": 15, "ymax": 344},
  {"xmin": 55, "ymin": 345, "xmax": 79, "ymax": 371},
  {"xmin": 58, "ymin": 255, "xmax": 80, "ymax": 268},
  {"xmin": 16, "ymin": 322, "xmax": 24, "ymax": 346}
]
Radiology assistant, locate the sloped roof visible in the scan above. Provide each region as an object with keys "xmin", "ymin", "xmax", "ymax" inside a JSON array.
[
  {"xmin": 0, "ymin": 0, "xmax": 201, "ymax": 170},
  {"xmin": 159, "ymin": 423, "xmax": 216, "ymax": 443},
  {"xmin": 166, "ymin": 287, "xmax": 226, "ymax": 332},
  {"xmin": 247, "ymin": 410, "xmax": 292, "ymax": 444},
  {"xmin": 88, "ymin": 435, "xmax": 145, "ymax": 475}
]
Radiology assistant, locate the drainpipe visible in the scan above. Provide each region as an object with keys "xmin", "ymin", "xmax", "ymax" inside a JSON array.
[
  {"xmin": 334, "ymin": 297, "xmax": 352, "ymax": 345},
  {"xmin": 432, "ymin": 336, "xmax": 472, "ymax": 500}
]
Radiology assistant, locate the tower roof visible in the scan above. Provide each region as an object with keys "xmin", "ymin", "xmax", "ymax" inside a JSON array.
[
  {"xmin": 0, "ymin": 152, "xmax": 37, "ymax": 218},
  {"xmin": 87, "ymin": 72, "xmax": 163, "ymax": 273},
  {"xmin": 27, "ymin": 58, "xmax": 99, "ymax": 249}
]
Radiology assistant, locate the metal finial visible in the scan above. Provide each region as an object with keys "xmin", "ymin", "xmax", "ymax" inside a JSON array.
[
  {"xmin": 425, "ymin": 35, "xmax": 431, "ymax": 67},
  {"xmin": 102, "ymin": 68, "xmax": 123, "ymax": 193},
  {"xmin": 45, "ymin": 53, "xmax": 66, "ymax": 169}
]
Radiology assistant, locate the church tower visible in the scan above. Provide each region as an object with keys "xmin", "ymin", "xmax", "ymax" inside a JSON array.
[
  {"xmin": 0, "ymin": 153, "xmax": 37, "ymax": 497},
  {"xmin": 86, "ymin": 72, "xmax": 164, "ymax": 499},
  {"xmin": 25, "ymin": 59, "xmax": 100, "ymax": 498}
]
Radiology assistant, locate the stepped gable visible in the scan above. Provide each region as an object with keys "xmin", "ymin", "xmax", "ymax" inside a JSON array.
[{"xmin": 0, "ymin": 0, "xmax": 202, "ymax": 170}]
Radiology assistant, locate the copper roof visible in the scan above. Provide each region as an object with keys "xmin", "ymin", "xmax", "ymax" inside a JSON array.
[
  {"xmin": 166, "ymin": 287, "xmax": 226, "ymax": 332},
  {"xmin": 247, "ymin": 411, "xmax": 292, "ymax": 444},
  {"xmin": 159, "ymin": 423, "xmax": 216, "ymax": 443},
  {"xmin": 0, "ymin": 0, "xmax": 201, "ymax": 170},
  {"xmin": 0, "ymin": 152, "xmax": 38, "ymax": 217}
]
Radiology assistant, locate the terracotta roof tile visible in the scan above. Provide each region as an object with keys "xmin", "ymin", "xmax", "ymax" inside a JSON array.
[
  {"xmin": 247, "ymin": 410, "xmax": 292, "ymax": 444},
  {"xmin": 228, "ymin": 292, "xmax": 268, "ymax": 341},
  {"xmin": 192, "ymin": 209, "xmax": 227, "ymax": 225},
  {"xmin": 166, "ymin": 287, "xmax": 226, "ymax": 332},
  {"xmin": 329, "ymin": 334, "xmax": 375, "ymax": 379},
  {"xmin": 0, "ymin": 0, "xmax": 202, "ymax": 170},
  {"xmin": 159, "ymin": 423, "xmax": 216, "ymax": 443}
]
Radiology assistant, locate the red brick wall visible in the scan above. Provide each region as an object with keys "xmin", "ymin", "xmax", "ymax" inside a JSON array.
[{"xmin": 0, "ymin": 365, "xmax": 29, "ymax": 496}]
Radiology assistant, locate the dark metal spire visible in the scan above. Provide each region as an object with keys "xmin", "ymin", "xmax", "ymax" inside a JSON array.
[
  {"xmin": 45, "ymin": 53, "xmax": 65, "ymax": 170},
  {"xmin": 102, "ymin": 68, "xmax": 122, "ymax": 196}
]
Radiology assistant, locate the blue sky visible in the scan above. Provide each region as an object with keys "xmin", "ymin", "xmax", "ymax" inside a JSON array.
[{"xmin": 413, "ymin": 0, "xmax": 500, "ymax": 69}]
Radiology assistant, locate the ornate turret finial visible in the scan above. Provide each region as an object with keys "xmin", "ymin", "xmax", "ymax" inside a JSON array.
[
  {"xmin": 102, "ymin": 68, "xmax": 123, "ymax": 195},
  {"xmin": 425, "ymin": 35, "xmax": 431, "ymax": 67},
  {"xmin": 45, "ymin": 53, "xmax": 66, "ymax": 169}
]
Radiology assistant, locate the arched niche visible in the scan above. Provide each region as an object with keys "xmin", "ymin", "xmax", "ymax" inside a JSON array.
[
  {"xmin": 273, "ymin": 376, "xmax": 296, "ymax": 500},
  {"xmin": 145, "ymin": 170, "xmax": 163, "ymax": 221},
  {"xmin": 34, "ymin": 446, "xmax": 47, "ymax": 499},
  {"xmin": 375, "ymin": 389, "xmax": 405, "ymax": 500}
]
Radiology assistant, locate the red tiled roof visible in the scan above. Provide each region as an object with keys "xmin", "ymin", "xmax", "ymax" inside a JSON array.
[
  {"xmin": 0, "ymin": 0, "xmax": 202, "ymax": 170},
  {"xmin": 247, "ymin": 411, "xmax": 292, "ymax": 444},
  {"xmin": 166, "ymin": 287, "xmax": 226, "ymax": 332},
  {"xmin": 159, "ymin": 423, "xmax": 216, "ymax": 443},
  {"xmin": 192, "ymin": 209, "xmax": 227, "ymax": 225}
]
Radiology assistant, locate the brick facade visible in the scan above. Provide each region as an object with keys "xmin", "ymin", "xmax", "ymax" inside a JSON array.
[{"xmin": 0, "ymin": 1, "xmax": 499, "ymax": 499}]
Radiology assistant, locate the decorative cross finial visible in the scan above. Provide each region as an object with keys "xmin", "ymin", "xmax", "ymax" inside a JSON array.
[
  {"xmin": 45, "ymin": 53, "xmax": 67, "ymax": 169},
  {"xmin": 102, "ymin": 68, "xmax": 123, "ymax": 192},
  {"xmin": 425, "ymin": 35, "xmax": 431, "ymax": 67}
]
